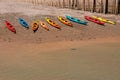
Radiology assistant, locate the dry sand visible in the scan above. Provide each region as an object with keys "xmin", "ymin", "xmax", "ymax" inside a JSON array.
[{"xmin": 0, "ymin": 1, "xmax": 120, "ymax": 80}]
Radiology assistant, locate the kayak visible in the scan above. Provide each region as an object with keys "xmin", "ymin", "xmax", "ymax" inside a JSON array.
[
  {"xmin": 31, "ymin": 21, "xmax": 39, "ymax": 32},
  {"xmin": 84, "ymin": 16, "xmax": 104, "ymax": 25},
  {"xmin": 39, "ymin": 20, "xmax": 49, "ymax": 31},
  {"xmin": 18, "ymin": 18, "xmax": 29, "ymax": 29},
  {"xmin": 4, "ymin": 21, "xmax": 16, "ymax": 33},
  {"xmin": 66, "ymin": 15, "xmax": 87, "ymax": 25},
  {"xmin": 92, "ymin": 16, "xmax": 115, "ymax": 25},
  {"xmin": 57, "ymin": 16, "xmax": 73, "ymax": 27},
  {"xmin": 45, "ymin": 17, "xmax": 61, "ymax": 29}
]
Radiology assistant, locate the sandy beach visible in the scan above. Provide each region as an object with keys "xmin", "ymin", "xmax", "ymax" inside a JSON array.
[
  {"xmin": 0, "ymin": 38, "xmax": 120, "ymax": 80},
  {"xmin": 0, "ymin": 1, "xmax": 120, "ymax": 80}
]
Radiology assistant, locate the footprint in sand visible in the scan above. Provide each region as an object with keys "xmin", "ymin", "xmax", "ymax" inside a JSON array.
[{"xmin": 71, "ymin": 48, "xmax": 77, "ymax": 51}]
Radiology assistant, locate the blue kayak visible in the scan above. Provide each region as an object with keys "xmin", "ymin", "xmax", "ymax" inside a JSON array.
[
  {"xmin": 66, "ymin": 15, "xmax": 87, "ymax": 25},
  {"xmin": 18, "ymin": 18, "xmax": 29, "ymax": 29}
]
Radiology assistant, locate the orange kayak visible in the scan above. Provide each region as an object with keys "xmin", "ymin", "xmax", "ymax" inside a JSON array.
[
  {"xmin": 45, "ymin": 17, "xmax": 61, "ymax": 30},
  {"xmin": 39, "ymin": 20, "xmax": 49, "ymax": 31},
  {"xmin": 57, "ymin": 16, "xmax": 73, "ymax": 27},
  {"xmin": 31, "ymin": 21, "xmax": 39, "ymax": 32}
]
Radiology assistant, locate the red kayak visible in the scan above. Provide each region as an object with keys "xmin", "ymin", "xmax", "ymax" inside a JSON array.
[
  {"xmin": 84, "ymin": 16, "xmax": 104, "ymax": 25},
  {"xmin": 5, "ymin": 21, "xmax": 16, "ymax": 33}
]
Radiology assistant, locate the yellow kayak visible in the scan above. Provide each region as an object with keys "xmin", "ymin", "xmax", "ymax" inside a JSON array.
[
  {"xmin": 92, "ymin": 16, "xmax": 115, "ymax": 25},
  {"xmin": 57, "ymin": 16, "xmax": 73, "ymax": 27},
  {"xmin": 45, "ymin": 17, "xmax": 61, "ymax": 30},
  {"xmin": 39, "ymin": 20, "xmax": 49, "ymax": 31},
  {"xmin": 32, "ymin": 21, "xmax": 39, "ymax": 32}
]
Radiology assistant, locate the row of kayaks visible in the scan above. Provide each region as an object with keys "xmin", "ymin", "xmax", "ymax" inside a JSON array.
[
  {"xmin": 85, "ymin": 16, "xmax": 116, "ymax": 25},
  {"xmin": 2, "ymin": 15, "xmax": 115, "ymax": 33}
]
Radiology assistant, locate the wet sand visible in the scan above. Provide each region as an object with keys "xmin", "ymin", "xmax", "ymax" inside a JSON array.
[{"xmin": 0, "ymin": 38, "xmax": 120, "ymax": 80}]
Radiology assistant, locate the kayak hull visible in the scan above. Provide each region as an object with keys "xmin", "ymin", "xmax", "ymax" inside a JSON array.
[
  {"xmin": 57, "ymin": 16, "xmax": 73, "ymax": 27},
  {"xmin": 32, "ymin": 21, "xmax": 39, "ymax": 32},
  {"xmin": 18, "ymin": 18, "xmax": 29, "ymax": 29},
  {"xmin": 5, "ymin": 21, "xmax": 16, "ymax": 33},
  {"xmin": 84, "ymin": 16, "xmax": 104, "ymax": 25},
  {"xmin": 66, "ymin": 15, "xmax": 87, "ymax": 25},
  {"xmin": 45, "ymin": 17, "xmax": 61, "ymax": 30},
  {"xmin": 40, "ymin": 21, "xmax": 49, "ymax": 31},
  {"xmin": 92, "ymin": 16, "xmax": 115, "ymax": 25}
]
